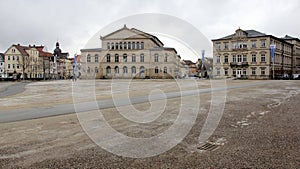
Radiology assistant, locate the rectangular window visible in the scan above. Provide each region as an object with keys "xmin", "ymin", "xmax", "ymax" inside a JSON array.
[
  {"xmin": 232, "ymin": 55, "xmax": 236, "ymax": 62},
  {"xmin": 8, "ymin": 64, "xmax": 10, "ymax": 69},
  {"xmin": 17, "ymin": 64, "xmax": 20, "ymax": 69},
  {"xmin": 132, "ymin": 42, "xmax": 136, "ymax": 50},
  {"xmin": 107, "ymin": 42, "xmax": 110, "ymax": 50},
  {"xmin": 141, "ymin": 42, "xmax": 144, "ymax": 49},
  {"xmin": 260, "ymin": 40, "xmax": 266, "ymax": 47},
  {"xmin": 154, "ymin": 54, "xmax": 158, "ymax": 62},
  {"xmin": 261, "ymin": 54, "xmax": 266, "ymax": 62},
  {"xmin": 95, "ymin": 56, "xmax": 99, "ymax": 62},
  {"xmin": 119, "ymin": 42, "xmax": 122, "ymax": 50},
  {"xmin": 243, "ymin": 55, "xmax": 247, "ymax": 62},
  {"xmin": 261, "ymin": 68, "xmax": 265, "ymax": 75},
  {"xmin": 124, "ymin": 42, "xmax": 127, "ymax": 50},
  {"xmin": 232, "ymin": 43, "xmax": 237, "ymax": 49},
  {"xmin": 164, "ymin": 54, "xmax": 168, "ymax": 62},
  {"xmin": 216, "ymin": 56, "xmax": 220, "ymax": 63},
  {"xmin": 252, "ymin": 68, "xmax": 256, "ymax": 75},
  {"xmin": 95, "ymin": 67, "xmax": 98, "ymax": 73},
  {"xmin": 136, "ymin": 42, "xmax": 140, "ymax": 50},
  {"xmin": 224, "ymin": 69, "xmax": 228, "ymax": 75},
  {"xmin": 132, "ymin": 54, "xmax": 136, "ymax": 62},
  {"xmin": 252, "ymin": 54, "xmax": 256, "ymax": 63},
  {"xmin": 224, "ymin": 42, "xmax": 229, "ymax": 50},
  {"xmin": 237, "ymin": 55, "xmax": 242, "ymax": 62},
  {"xmin": 252, "ymin": 41, "xmax": 256, "ymax": 48},
  {"xmin": 87, "ymin": 56, "xmax": 91, "ymax": 62},
  {"xmin": 233, "ymin": 69, "xmax": 236, "ymax": 75},
  {"xmin": 8, "ymin": 56, "xmax": 10, "ymax": 60},
  {"xmin": 115, "ymin": 55, "xmax": 119, "ymax": 62},
  {"xmin": 217, "ymin": 69, "xmax": 220, "ymax": 76},
  {"xmin": 107, "ymin": 54, "xmax": 110, "ymax": 62},
  {"xmin": 140, "ymin": 54, "xmax": 144, "ymax": 62},
  {"xmin": 216, "ymin": 43, "xmax": 221, "ymax": 50},
  {"xmin": 243, "ymin": 69, "xmax": 247, "ymax": 75},
  {"xmin": 128, "ymin": 42, "xmax": 131, "ymax": 49},
  {"xmin": 224, "ymin": 56, "xmax": 228, "ymax": 63}
]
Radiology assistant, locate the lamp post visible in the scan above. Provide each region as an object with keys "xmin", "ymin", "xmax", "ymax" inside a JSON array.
[
  {"xmin": 270, "ymin": 44, "xmax": 276, "ymax": 79},
  {"xmin": 201, "ymin": 50, "xmax": 205, "ymax": 79}
]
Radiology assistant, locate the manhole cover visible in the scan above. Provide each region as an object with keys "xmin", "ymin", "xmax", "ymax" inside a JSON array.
[{"xmin": 197, "ymin": 142, "xmax": 220, "ymax": 151}]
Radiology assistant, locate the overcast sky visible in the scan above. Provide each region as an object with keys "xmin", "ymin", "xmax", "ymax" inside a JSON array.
[{"xmin": 1, "ymin": 0, "xmax": 299, "ymax": 61}]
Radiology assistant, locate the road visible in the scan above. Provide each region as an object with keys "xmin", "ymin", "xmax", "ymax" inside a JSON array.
[{"xmin": 0, "ymin": 80, "xmax": 274, "ymax": 123}]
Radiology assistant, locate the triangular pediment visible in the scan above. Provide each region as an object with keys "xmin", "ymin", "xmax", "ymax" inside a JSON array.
[{"xmin": 101, "ymin": 25, "xmax": 151, "ymax": 40}]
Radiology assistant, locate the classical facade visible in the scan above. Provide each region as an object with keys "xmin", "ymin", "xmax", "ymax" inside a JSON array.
[
  {"xmin": 80, "ymin": 25, "xmax": 181, "ymax": 79},
  {"xmin": 212, "ymin": 28, "xmax": 294, "ymax": 79},
  {"xmin": 282, "ymin": 35, "xmax": 300, "ymax": 74}
]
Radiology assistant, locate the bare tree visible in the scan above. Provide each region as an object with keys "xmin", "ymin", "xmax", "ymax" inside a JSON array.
[{"xmin": 18, "ymin": 55, "xmax": 31, "ymax": 80}]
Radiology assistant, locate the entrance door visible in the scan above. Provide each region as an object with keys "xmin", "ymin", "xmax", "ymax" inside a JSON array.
[{"xmin": 237, "ymin": 69, "xmax": 242, "ymax": 78}]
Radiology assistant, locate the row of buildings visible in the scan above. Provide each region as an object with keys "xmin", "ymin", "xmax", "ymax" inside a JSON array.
[
  {"xmin": 1, "ymin": 26, "xmax": 299, "ymax": 80},
  {"xmin": 212, "ymin": 28, "xmax": 300, "ymax": 79},
  {"xmin": 0, "ymin": 42, "xmax": 74, "ymax": 80}
]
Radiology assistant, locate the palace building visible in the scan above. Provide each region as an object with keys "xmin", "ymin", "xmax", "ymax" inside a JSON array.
[
  {"xmin": 80, "ymin": 25, "xmax": 181, "ymax": 79},
  {"xmin": 212, "ymin": 28, "xmax": 298, "ymax": 79}
]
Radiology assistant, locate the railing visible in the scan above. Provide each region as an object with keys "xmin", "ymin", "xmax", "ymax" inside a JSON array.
[{"xmin": 230, "ymin": 62, "xmax": 249, "ymax": 67}]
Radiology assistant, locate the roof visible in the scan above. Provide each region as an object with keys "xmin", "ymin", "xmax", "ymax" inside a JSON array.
[
  {"xmin": 80, "ymin": 48, "xmax": 102, "ymax": 52},
  {"xmin": 213, "ymin": 29, "xmax": 267, "ymax": 41},
  {"xmin": 101, "ymin": 25, "xmax": 164, "ymax": 47},
  {"xmin": 183, "ymin": 60, "xmax": 195, "ymax": 65},
  {"xmin": 282, "ymin": 35, "xmax": 300, "ymax": 42},
  {"xmin": 12, "ymin": 44, "xmax": 30, "ymax": 56}
]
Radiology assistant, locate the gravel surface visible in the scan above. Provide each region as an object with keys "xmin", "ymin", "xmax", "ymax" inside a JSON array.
[{"xmin": 0, "ymin": 80, "xmax": 299, "ymax": 168}]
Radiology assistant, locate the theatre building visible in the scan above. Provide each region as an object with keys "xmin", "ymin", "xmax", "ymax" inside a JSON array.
[
  {"xmin": 212, "ymin": 28, "xmax": 294, "ymax": 79},
  {"xmin": 80, "ymin": 25, "xmax": 181, "ymax": 79}
]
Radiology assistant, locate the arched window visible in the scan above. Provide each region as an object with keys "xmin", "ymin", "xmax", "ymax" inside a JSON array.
[
  {"xmin": 155, "ymin": 66, "xmax": 159, "ymax": 74},
  {"xmin": 140, "ymin": 66, "xmax": 145, "ymax": 78},
  {"xmin": 132, "ymin": 42, "xmax": 136, "ymax": 50},
  {"xmin": 106, "ymin": 66, "xmax": 111, "ymax": 75},
  {"xmin": 164, "ymin": 67, "xmax": 167, "ymax": 74},
  {"xmin": 114, "ymin": 66, "xmax": 119, "ymax": 74},
  {"xmin": 119, "ymin": 42, "xmax": 122, "ymax": 50},
  {"xmin": 137, "ymin": 42, "xmax": 140, "ymax": 50},
  {"xmin": 115, "ymin": 54, "xmax": 119, "ymax": 62},
  {"xmin": 106, "ymin": 54, "xmax": 110, "ymax": 62},
  {"xmin": 131, "ymin": 66, "xmax": 136, "ymax": 74},
  {"xmin": 123, "ymin": 53, "xmax": 127, "ymax": 62},
  {"xmin": 123, "ymin": 66, "xmax": 128, "ymax": 74}
]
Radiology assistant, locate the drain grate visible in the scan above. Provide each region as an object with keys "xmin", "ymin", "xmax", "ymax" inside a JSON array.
[{"xmin": 197, "ymin": 142, "xmax": 220, "ymax": 151}]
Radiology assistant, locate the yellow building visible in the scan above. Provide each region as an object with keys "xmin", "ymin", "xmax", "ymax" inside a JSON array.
[
  {"xmin": 212, "ymin": 28, "xmax": 294, "ymax": 79},
  {"xmin": 80, "ymin": 25, "xmax": 181, "ymax": 79},
  {"xmin": 4, "ymin": 44, "xmax": 53, "ymax": 80}
]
